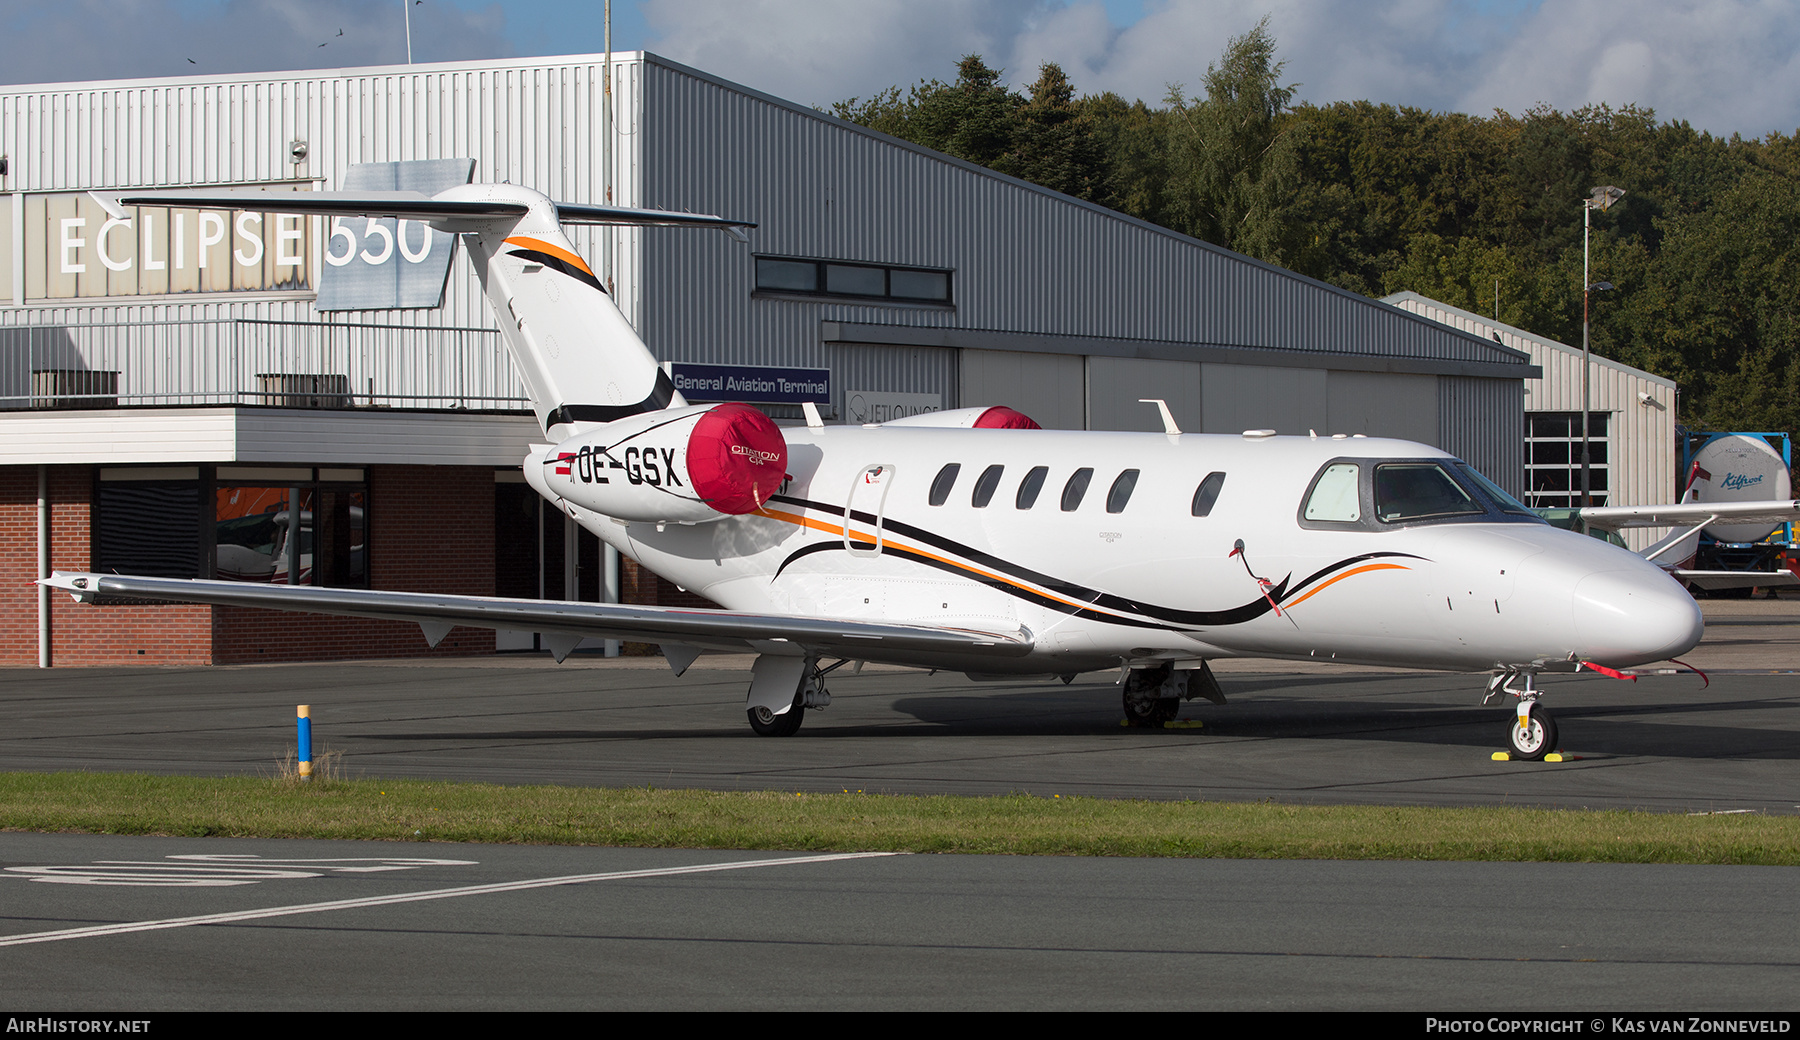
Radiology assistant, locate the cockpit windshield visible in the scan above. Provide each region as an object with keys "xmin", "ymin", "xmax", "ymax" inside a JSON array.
[
  {"xmin": 1374, "ymin": 463, "xmax": 1482, "ymax": 523},
  {"xmin": 1452, "ymin": 462, "xmax": 1538, "ymax": 516},
  {"xmin": 1300, "ymin": 458, "xmax": 1547, "ymax": 529}
]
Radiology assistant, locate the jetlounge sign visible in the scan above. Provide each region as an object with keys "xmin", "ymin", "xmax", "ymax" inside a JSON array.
[{"xmin": 0, "ymin": 159, "xmax": 473, "ymax": 309}]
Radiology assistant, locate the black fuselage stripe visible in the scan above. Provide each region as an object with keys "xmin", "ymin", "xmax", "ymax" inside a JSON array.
[
  {"xmin": 766, "ymin": 495, "xmax": 1427, "ymax": 628},
  {"xmin": 507, "ymin": 247, "xmax": 607, "ymax": 294},
  {"xmin": 766, "ymin": 495, "xmax": 1300, "ymax": 628}
]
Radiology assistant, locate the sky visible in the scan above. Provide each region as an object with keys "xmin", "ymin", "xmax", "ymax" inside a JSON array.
[{"xmin": 2, "ymin": 0, "xmax": 1797, "ymax": 139}]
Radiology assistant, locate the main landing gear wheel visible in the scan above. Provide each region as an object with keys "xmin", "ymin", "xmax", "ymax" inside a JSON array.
[
  {"xmin": 748, "ymin": 697, "xmax": 805, "ymax": 737},
  {"xmin": 1122, "ymin": 689, "xmax": 1180, "ymax": 727},
  {"xmin": 1505, "ymin": 706, "xmax": 1558, "ymax": 761}
]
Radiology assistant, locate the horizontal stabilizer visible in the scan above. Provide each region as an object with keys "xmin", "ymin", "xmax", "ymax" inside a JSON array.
[
  {"xmin": 40, "ymin": 573, "xmax": 1032, "ymax": 666},
  {"xmin": 89, "ymin": 190, "xmax": 754, "ymax": 238},
  {"xmin": 92, "ymin": 189, "xmax": 526, "ymax": 224}
]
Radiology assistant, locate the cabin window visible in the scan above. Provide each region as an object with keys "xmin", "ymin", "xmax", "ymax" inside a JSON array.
[
  {"xmin": 928, "ymin": 463, "xmax": 961, "ymax": 506},
  {"xmin": 1061, "ymin": 468, "xmax": 1094, "ymax": 511},
  {"xmin": 1016, "ymin": 466, "xmax": 1048, "ymax": 509},
  {"xmin": 1105, "ymin": 469, "xmax": 1139, "ymax": 514},
  {"xmin": 1373, "ymin": 463, "xmax": 1482, "ymax": 523},
  {"xmin": 1304, "ymin": 463, "xmax": 1361, "ymax": 522},
  {"xmin": 971, "ymin": 465, "xmax": 1004, "ymax": 508},
  {"xmin": 1191, "ymin": 472, "xmax": 1226, "ymax": 517}
]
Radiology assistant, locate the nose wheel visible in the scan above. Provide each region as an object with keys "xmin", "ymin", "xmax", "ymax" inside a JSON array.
[
  {"xmin": 1486, "ymin": 668, "xmax": 1559, "ymax": 761},
  {"xmin": 1505, "ymin": 705, "xmax": 1558, "ymax": 761}
]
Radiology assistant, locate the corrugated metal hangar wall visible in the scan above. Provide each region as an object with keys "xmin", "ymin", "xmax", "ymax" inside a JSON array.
[
  {"xmin": 629, "ymin": 56, "xmax": 1532, "ymax": 488},
  {"xmin": 0, "ymin": 52, "xmax": 1533, "ymax": 488}
]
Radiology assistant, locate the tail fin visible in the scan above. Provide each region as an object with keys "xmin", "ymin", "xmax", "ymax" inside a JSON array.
[{"xmin": 92, "ymin": 184, "xmax": 753, "ymax": 436}]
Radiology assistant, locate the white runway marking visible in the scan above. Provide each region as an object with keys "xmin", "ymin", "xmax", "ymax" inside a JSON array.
[
  {"xmin": 2, "ymin": 855, "xmax": 479, "ymax": 887},
  {"xmin": 0, "ymin": 852, "xmax": 898, "ymax": 947}
]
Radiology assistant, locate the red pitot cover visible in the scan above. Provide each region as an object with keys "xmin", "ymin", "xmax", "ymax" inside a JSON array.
[{"xmin": 687, "ymin": 403, "xmax": 788, "ymax": 514}]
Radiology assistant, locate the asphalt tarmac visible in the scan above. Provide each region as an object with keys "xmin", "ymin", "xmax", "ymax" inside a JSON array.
[
  {"xmin": 0, "ymin": 596, "xmax": 1794, "ymax": 1010},
  {"xmin": 3, "ymin": 833, "xmax": 1797, "ymax": 1012},
  {"xmin": 2, "ymin": 599, "xmax": 1796, "ymax": 811}
]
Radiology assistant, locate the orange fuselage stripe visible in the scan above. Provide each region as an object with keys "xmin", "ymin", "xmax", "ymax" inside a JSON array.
[
  {"xmin": 1280, "ymin": 563, "xmax": 1411, "ymax": 610},
  {"xmin": 504, "ymin": 236, "xmax": 595, "ymax": 276},
  {"xmin": 753, "ymin": 506, "xmax": 1411, "ymax": 623}
]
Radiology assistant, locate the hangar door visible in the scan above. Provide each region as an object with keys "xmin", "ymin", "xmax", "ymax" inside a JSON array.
[{"xmin": 960, "ymin": 349, "xmax": 1085, "ymax": 430}]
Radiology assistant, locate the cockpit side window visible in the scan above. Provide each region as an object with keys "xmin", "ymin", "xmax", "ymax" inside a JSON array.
[
  {"xmin": 1303, "ymin": 463, "xmax": 1361, "ymax": 522},
  {"xmin": 1373, "ymin": 463, "xmax": 1482, "ymax": 523}
]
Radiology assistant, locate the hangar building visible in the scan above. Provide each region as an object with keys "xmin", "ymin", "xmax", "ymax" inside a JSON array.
[
  {"xmin": 0, "ymin": 52, "xmax": 1537, "ymax": 666},
  {"xmin": 1385, "ymin": 292, "xmax": 1676, "ymax": 550}
]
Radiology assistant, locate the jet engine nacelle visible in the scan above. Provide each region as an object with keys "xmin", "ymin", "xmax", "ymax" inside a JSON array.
[{"xmin": 528, "ymin": 403, "xmax": 788, "ymax": 524}]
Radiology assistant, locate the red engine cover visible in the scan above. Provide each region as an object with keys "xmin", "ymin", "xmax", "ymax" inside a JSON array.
[
  {"xmin": 972, "ymin": 406, "xmax": 1042, "ymax": 429},
  {"xmin": 687, "ymin": 403, "xmax": 788, "ymax": 514}
]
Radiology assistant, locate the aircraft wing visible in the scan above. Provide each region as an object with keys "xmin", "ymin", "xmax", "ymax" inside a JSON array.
[
  {"xmin": 39, "ymin": 573, "xmax": 1032, "ymax": 667},
  {"xmin": 1673, "ymin": 569, "xmax": 1800, "ymax": 591},
  {"xmin": 1578, "ymin": 500, "xmax": 1800, "ymax": 532}
]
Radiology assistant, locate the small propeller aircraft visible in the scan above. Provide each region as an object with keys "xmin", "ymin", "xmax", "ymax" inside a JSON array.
[{"xmin": 42, "ymin": 182, "xmax": 1710, "ymax": 760}]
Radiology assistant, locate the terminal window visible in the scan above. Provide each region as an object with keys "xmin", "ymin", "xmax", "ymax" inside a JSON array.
[
  {"xmin": 94, "ymin": 466, "xmax": 368, "ymax": 587},
  {"xmin": 754, "ymin": 256, "xmax": 951, "ymax": 303}
]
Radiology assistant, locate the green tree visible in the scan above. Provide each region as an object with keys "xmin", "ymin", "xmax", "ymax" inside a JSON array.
[{"xmin": 1163, "ymin": 16, "xmax": 1305, "ymax": 262}]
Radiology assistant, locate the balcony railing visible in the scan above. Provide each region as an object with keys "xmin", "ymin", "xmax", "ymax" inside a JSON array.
[{"xmin": 0, "ymin": 318, "xmax": 528, "ymax": 411}]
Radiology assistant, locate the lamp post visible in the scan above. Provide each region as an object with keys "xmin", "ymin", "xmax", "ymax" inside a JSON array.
[{"xmin": 1581, "ymin": 185, "xmax": 1625, "ymax": 512}]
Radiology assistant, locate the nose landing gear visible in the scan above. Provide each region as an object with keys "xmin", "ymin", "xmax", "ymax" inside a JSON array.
[{"xmin": 1486, "ymin": 668, "xmax": 1558, "ymax": 761}]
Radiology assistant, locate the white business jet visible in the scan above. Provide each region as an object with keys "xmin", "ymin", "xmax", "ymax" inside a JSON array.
[{"xmin": 43, "ymin": 183, "xmax": 1707, "ymax": 760}]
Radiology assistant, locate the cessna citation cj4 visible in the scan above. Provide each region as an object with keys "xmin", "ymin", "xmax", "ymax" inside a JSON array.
[{"xmin": 43, "ymin": 183, "xmax": 1706, "ymax": 760}]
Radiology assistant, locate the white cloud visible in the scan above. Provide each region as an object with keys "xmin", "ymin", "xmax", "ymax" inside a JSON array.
[
  {"xmin": 0, "ymin": 0, "xmax": 513, "ymax": 86},
  {"xmin": 6, "ymin": 0, "xmax": 1795, "ymax": 137},
  {"xmin": 1458, "ymin": 0, "xmax": 1800, "ymax": 134},
  {"xmin": 643, "ymin": 0, "xmax": 1800, "ymax": 137},
  {"xmin": 640, "ymin": 0, "xmax": 1046, "ymax": 107}
]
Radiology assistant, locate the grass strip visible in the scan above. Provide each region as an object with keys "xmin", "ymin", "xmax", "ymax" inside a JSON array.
[{"xmin": 2, "ymin": 771, "xmax": 1796, "ymax": 864}]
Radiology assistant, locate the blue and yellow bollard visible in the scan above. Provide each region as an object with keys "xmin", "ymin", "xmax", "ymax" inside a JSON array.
[{"xmin": 297, "ymin": 705, "xmax": 312, "ymax": 781}]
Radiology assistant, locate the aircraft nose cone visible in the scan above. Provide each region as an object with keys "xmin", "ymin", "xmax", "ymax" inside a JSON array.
[{"xmin": 1572, "ymin": 568, "xmax": 1705, "ymax": 666}]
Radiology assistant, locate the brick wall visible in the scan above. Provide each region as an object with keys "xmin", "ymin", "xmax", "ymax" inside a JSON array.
[
  {"xmin": 212, "ymin": 465, "xmax": 496, "ymax": 663},
  {"xmin": 3, "ymin": 463, "xmax": 497, "ymax": 666},
  {"xmin": 1, "ymin": 466, "xmax": 213, "ymax": 666}
]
